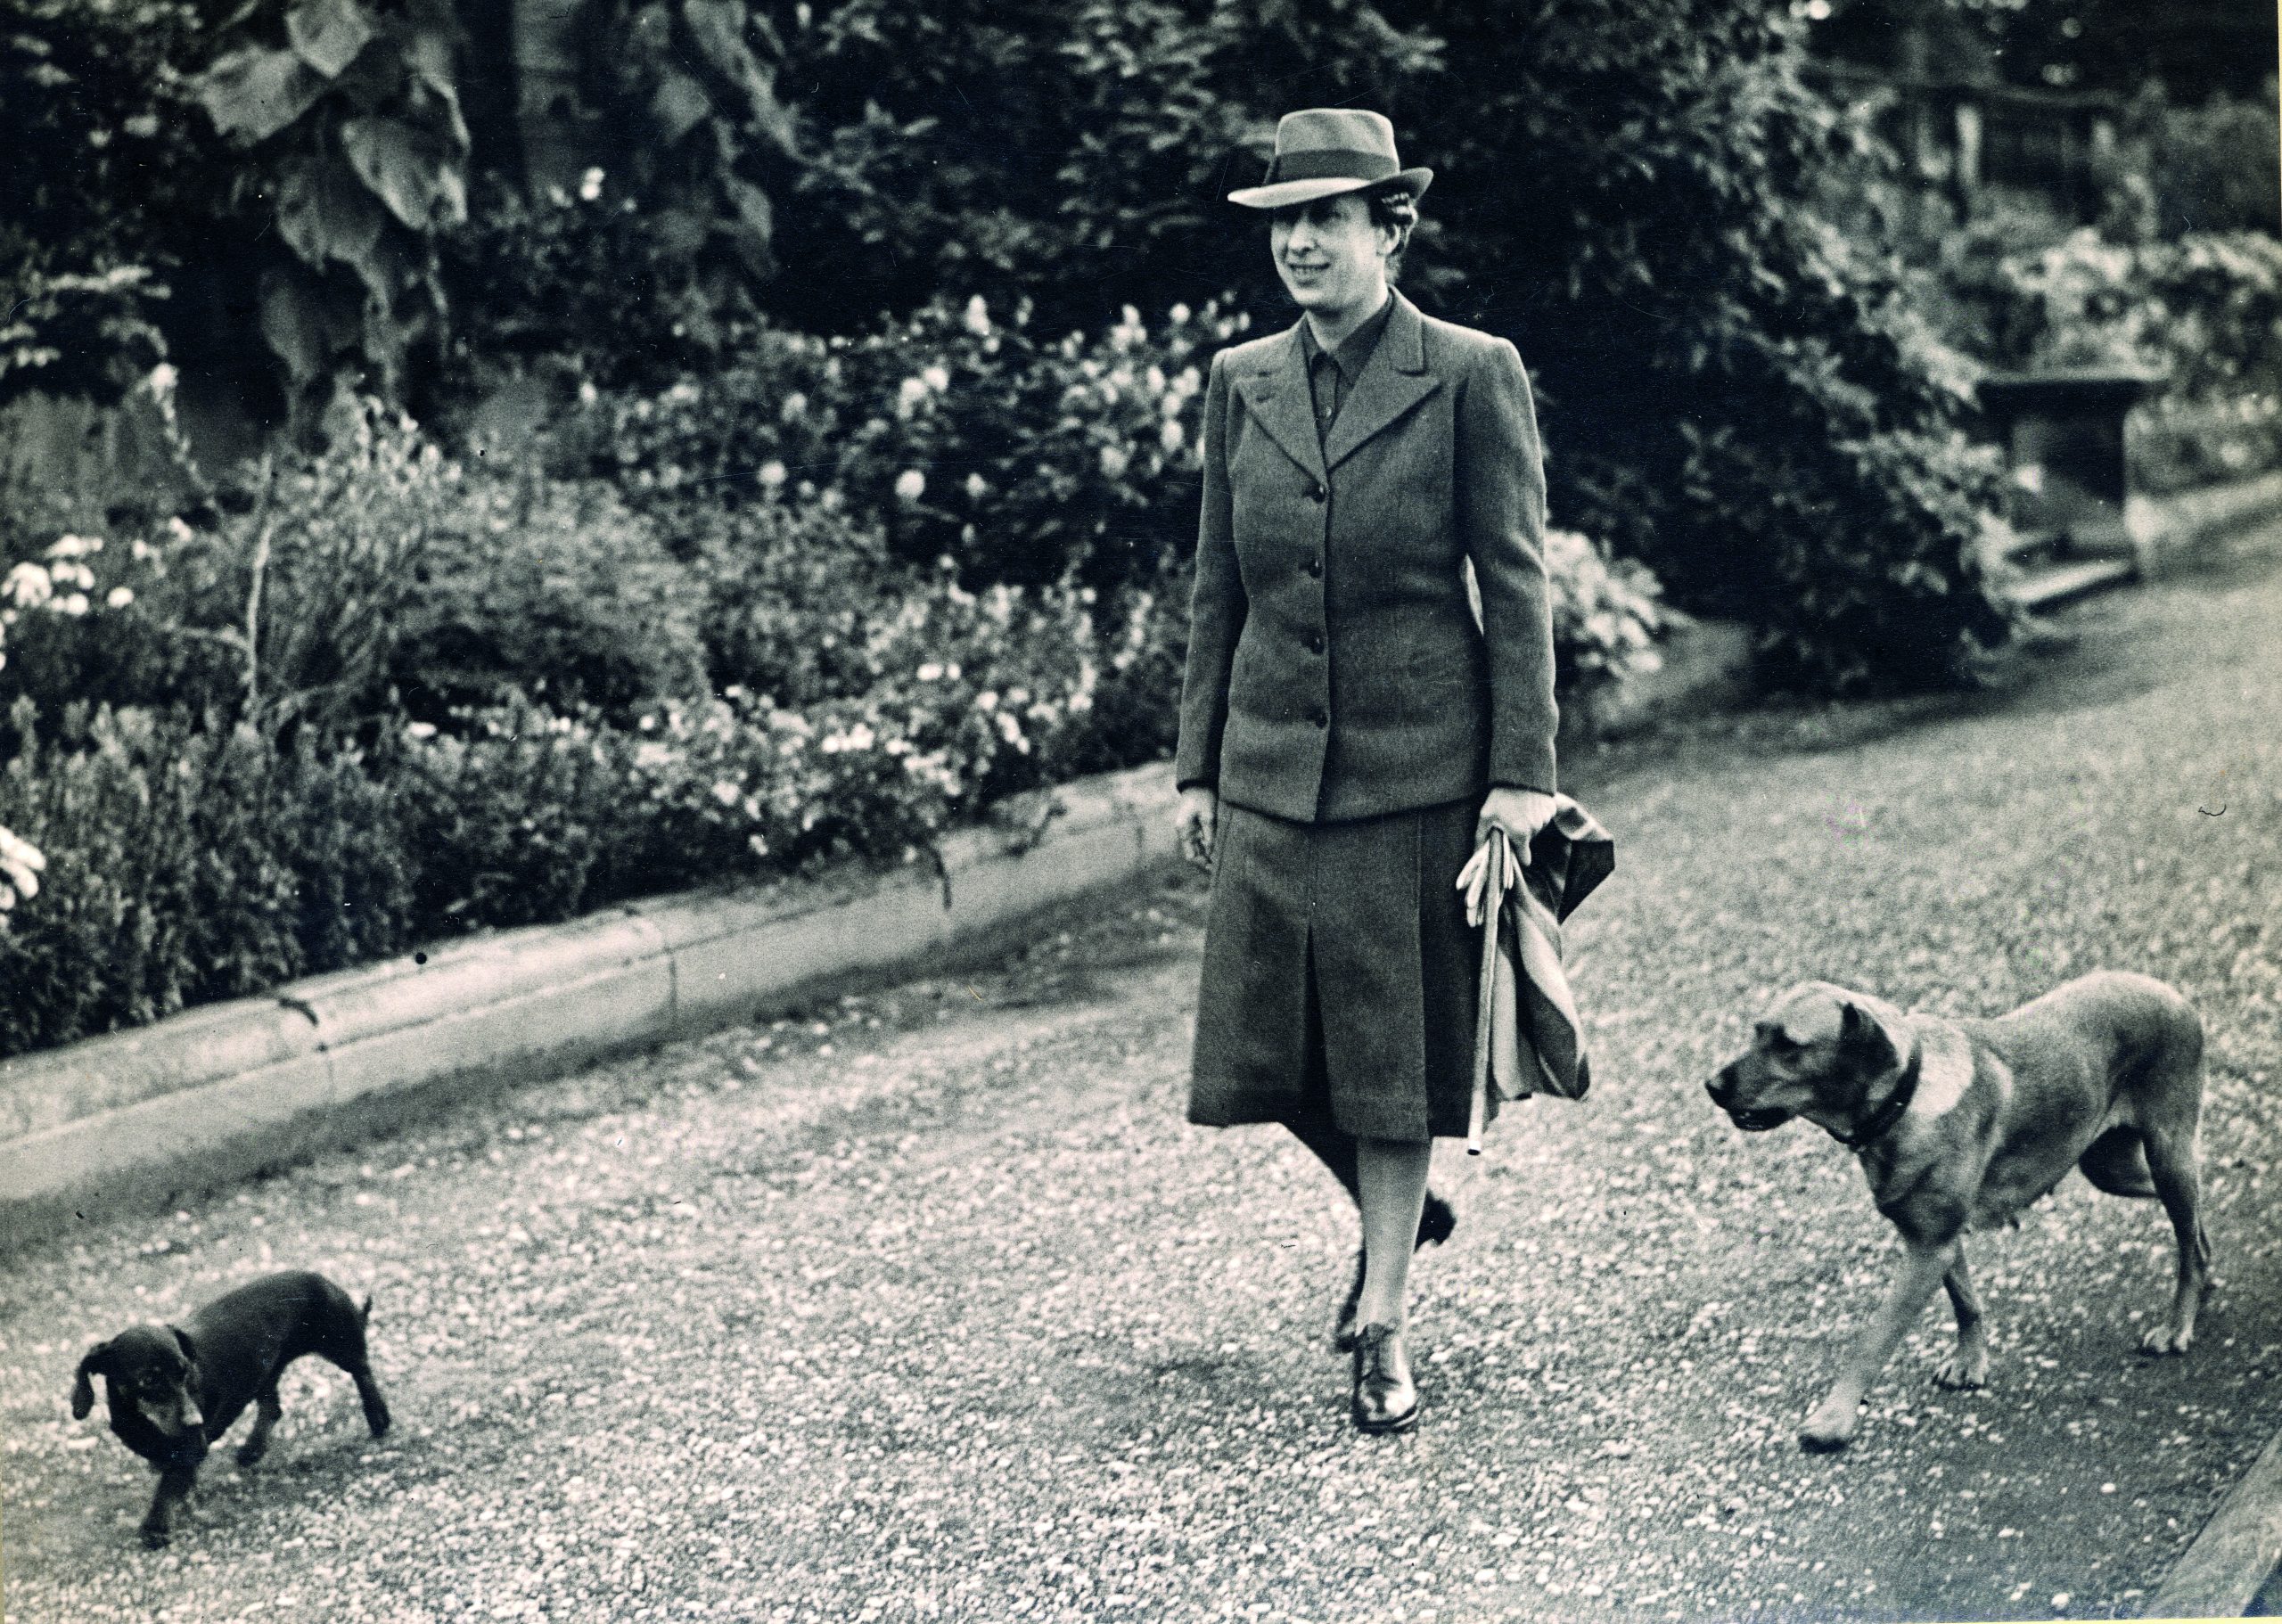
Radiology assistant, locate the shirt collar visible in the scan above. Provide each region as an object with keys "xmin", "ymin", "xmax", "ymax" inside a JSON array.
[{"xmin": 1300, "ymin": 293, "xmax": 1395, "ymax": 382}]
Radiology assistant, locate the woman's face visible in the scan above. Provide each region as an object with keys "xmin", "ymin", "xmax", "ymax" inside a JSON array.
[{"xmin": 1269, "ymin": 194, "xmax": 1395, "ymax": 322}]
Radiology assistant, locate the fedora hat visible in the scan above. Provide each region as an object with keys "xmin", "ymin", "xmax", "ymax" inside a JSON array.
[{"xmin": 1227, "ymin": 109, "xmax": 1434, "ymax": 210}]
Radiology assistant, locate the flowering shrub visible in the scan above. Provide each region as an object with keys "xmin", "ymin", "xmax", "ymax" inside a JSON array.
[
  {"xmin": 1542, "ymin": 530, "xmax": 1671, "ymax": 694},
  {"xmin": 0, "ymin": 295, "xmax": 1686, "ymax": 1055},
  {"xmin": 2, "ymin": 404, "xmax": 463, "ymax": 732},
  {"xmin": 551, "ymin": 295, "xmax": 1242, "ymax": 591},
  {"xmin": 0, "ymin": 824, "xmax": 42, "ymax": 922}
]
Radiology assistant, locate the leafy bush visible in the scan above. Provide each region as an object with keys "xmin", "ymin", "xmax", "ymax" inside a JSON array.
[
  {"xmin": 2135, "ymin": 82, "xmax": 2282, "ymax": 239},
  {"xmin": 185, "ymin": 0, "xmax": 471, "ymax": 429},
  {"xmin": 0, "ymin": 0, "xmax": 218, "ymax": 409},
  {"xmin": 393, "ymin": 468, "xmax": 710, "ymax": 724},
  {"xmin": 2131, "ymin": 395, "xmax": 2282, "ymax": 497},
  {"xmin": 0, "ymin": 701, "xmax": 412, "ymax": 1055},
  {"xmin": 3, "ymin": 405, "xmax": 464, "ymax": 734},
  {"xmin": 439, "ymin": 172, "xmax": 765, "ymax": 405}
]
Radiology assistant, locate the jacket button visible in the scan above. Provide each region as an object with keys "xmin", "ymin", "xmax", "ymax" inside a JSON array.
[
  {"xmin": 1305, "ymin": 632, "xmax": 1325, "ymax": 654},
  {"xmin": 1305, "ymin": 556, "xmax": 1323, "ymax": 578},
  {"xmin": 1308, "ymin": 482, "xmax": 1326, "ymax": 503},
  {"xmin": 1309, "ymin": 708, "xmax": 1328, "ymax": 728}
]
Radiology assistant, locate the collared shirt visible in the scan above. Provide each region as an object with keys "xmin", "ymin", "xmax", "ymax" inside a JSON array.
[{"xmin": 1299, "ymin": 294, "xmax": 1395, "ymax": 447}]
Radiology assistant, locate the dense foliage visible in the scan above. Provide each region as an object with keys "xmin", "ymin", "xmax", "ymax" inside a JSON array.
[{"xmin": 725, "ymin": 0, "xmax": 2015, "ymax": 689}]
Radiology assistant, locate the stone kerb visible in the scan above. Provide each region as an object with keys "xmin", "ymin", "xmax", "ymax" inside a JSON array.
[{"xmin": 0, "ymin": 762, "xmax": 1180, "ymax": 1254}]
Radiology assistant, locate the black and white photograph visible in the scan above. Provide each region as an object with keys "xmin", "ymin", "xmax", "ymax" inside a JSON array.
[{"xmin": 3, "ymin": 0, "xmax": 2280, "ymax": 1619}]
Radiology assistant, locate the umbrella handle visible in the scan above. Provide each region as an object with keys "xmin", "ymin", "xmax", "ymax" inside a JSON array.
[{"xmin": 1465, "ymin": 827, "xmax": 1511, "ymax": 1156}]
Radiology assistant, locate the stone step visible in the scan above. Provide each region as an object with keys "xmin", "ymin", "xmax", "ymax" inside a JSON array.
[{"xmin": 2011, "ymin": 555, "xmax": 2137, "ymax": 612}]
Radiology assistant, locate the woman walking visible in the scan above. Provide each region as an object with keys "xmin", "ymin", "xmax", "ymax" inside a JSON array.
[{"xmin": 1174, "ymin": 109, "xmax": 1561, "ymax": 1433}]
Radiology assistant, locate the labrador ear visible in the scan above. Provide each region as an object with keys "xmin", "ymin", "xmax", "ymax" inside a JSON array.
[
  {"xmin": 72, "ymin": 1341, "xmax": 112, "ymax": 1420},
  {"xmin": 171, "ymin": 1326, "xmax": 198, "ymax": 1366},
  {"xmin": 1838, "ymin": 996, "xmax": 1906, "ymax": 1070}
]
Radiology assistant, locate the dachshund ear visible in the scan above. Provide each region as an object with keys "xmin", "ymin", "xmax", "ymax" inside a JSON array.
[
  {"xmin": 171, "ymin": 1326, "xmax": 198, "ymax": 1366},
  {"xmin": 72, "ymin": 1341, "xmax": 112, "ymax": 1420}
]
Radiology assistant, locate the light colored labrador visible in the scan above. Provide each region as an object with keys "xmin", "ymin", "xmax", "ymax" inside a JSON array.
[{"xmin": 1706, "ymin": 970, "xmax": 2211, "ymax": 1452}]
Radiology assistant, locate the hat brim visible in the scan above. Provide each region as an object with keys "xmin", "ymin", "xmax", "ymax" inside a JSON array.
[{"xmin": 1227, "ymin": 168, "xmax": 1432, "ymax": 210}]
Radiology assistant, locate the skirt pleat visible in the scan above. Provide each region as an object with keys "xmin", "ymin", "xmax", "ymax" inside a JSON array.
[{"xmin": 1188, "ymin": 798, "xmax": 1493, "ymax": 1143}]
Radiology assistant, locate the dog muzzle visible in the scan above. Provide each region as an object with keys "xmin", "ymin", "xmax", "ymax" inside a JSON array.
[
  {"xmin": 1706, "ymin": 1070, "xmax": 1794, "ymax": 1132},
  {"xmin": 1724, "ymin": 1105, "xmax": 1795, "ymax": 1133}
]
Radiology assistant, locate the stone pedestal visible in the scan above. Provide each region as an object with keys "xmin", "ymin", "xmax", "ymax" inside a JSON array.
[{"xmin": 1980, "ymin": 367, "xmax": 2162, "ymax": 568}]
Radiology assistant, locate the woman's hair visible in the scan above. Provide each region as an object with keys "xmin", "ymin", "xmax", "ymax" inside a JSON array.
[{"xmin": 1367, "ymin": 186, "xmax": 1420, "ymax": 277}]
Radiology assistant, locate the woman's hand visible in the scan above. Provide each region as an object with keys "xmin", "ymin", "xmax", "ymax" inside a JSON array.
[
  {"xmin": 1456, "ymin": 788, "xmax": 1559, "ymax": 924},
  {"xmin": 1176, "ymin": 786, "xmax": 1219, "ymax": 869}
]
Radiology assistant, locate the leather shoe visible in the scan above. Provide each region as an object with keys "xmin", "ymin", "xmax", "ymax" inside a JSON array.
[
  {"xmin": 1350, "ymin": 1323, "xmax": 1419, "ymax": 1434},
  {"xmin": 1332, "ymin": 1193, "xmax": 1456, "ymax": 1352}
]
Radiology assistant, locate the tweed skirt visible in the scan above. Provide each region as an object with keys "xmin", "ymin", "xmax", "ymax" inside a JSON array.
[{"xmin": 1187, "ymin": 797, "xmax": 1497, "ymax": 1143}]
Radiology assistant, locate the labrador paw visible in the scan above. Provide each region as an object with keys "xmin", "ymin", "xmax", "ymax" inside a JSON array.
[
  {"xmin": 1933, "ymin": 1352, "xmax": 1988, "ymax": 1390},
  {"xmin": 138, "ymin": 1523, "xmax": 172, "ymax": 1550},
  {"xmin": 234, "ymin": 1439, "xmax": 267, "ymax": 1468},
  {"xmin": 1797, "ymin": 1405, "xmax": 1859, "ymax": 1454},
  {"xmin": 2139, "ymin": 1324, "xmax": 2193, "ymax": 1357}
]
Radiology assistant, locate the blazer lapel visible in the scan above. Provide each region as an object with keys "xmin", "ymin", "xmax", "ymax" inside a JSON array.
[
  {"xmin": 1230, "ymin": 324, "xmax": 1326, "ymax": 484},
  {"xmin": 1322, "ymin": 293, "xmax": 1441, "ymax": 472}
]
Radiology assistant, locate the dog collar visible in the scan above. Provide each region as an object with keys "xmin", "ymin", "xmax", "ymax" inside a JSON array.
[{"xmin": 1834, "ymin": 1047, "xmax": 1923, "ymax": 1150}]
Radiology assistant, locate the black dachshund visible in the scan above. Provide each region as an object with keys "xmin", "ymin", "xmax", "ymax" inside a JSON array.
[{"xmin": 72, "ymin": 1270, "xmax": 392, "ymax": 1546}]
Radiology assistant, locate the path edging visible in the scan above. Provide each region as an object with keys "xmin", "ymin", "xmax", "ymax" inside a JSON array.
[
  {"xmin": 0, "ymin": 762, "xmax": 1178, "ymax": 1254},
  {"xmin": 2145, "ymin": 1426, "xmax": 2282, "ymax": 1620}
]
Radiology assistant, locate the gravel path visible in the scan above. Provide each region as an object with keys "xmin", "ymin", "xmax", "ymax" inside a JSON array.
[{"xmin": 6, "ymin": 523, "xmax": 2282, "ymax": 1624}]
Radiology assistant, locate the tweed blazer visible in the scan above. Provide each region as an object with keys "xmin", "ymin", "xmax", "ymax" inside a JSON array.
[{"xmin": 1175, "ymin": 291, "xmax": 1558, "ymax": 823}]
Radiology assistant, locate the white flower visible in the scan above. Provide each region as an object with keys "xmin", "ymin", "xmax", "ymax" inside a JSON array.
[
  {"xmin": 1170, "ymin": 303, "xmax": 1191, "ymax": 325},
  {"xmin": 406, "ymin": 720, "xmax": 438, "ymax": 741},
  {"xmin": 579, "ymin": 167, "xmax": 605, "ymax": 202},
  {"xmin": 963, "ymin": 295, "xmax": 992, "ymax": 336},
  {"xmin": 712, "ymin": 780, "xmax": 742, "ymax": 807},
  {"xmin": 759, "ymin": 461, "xmax": 788, "ymax": 489},
  {"xmin": 579, "ymin": 381, "xmax": 599, "ymax": 406},
  {"xmin": 1099, "ymin": 445, "xmax": 1129, "ymax": 479},
  {"xmin": 148, "ymin": 363, "xmax": 177, "ymax": 398},
  {"xmin": 922, "ymin": 364, "xmax": 951, "ymax": 393},
  {"xmin": 0, "ymin": 827, "xmax": 45, "ymax": 908},
  {"xmin": 167, "ymin": 516, "xmax": 195, "ymax": 543},
  {"xmin": 894, "ymin": 469, "xmax": 926, "ymax": 502},
  {"xmin": 781, "ymin": 391, "xmax": 808, "ymax": 421},
  {"xmin": 896, "ymin": 377, "xmax": 929, "ymax": 416},
  {"xmin": 975, "ymin": 690, "xmax": 997, "ymax": 712},
  {"xmin": 945, "ymin": 660, "xmax": 961, "ymax": 680},
  {"xmin": 5, "ymin": 564, "xmax": 53, "ymax": 609},
  {"xmin": 106, "ymin": 586, "xmax": 134, "ymax": 609},
  {"xmin": 845, "ymin": 723, "xmax": 875, "ymax": 751},
  {"xmin": 47, "ymin": 534, "xmax": 103, "ymax": 559},
  {"xmin": 1160, "ymin": 420, "xmax": 1185, "ymax": 453},
  {"xmin": 965, "ymin": 472, "xmax": 988, "ymax": 501}
]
